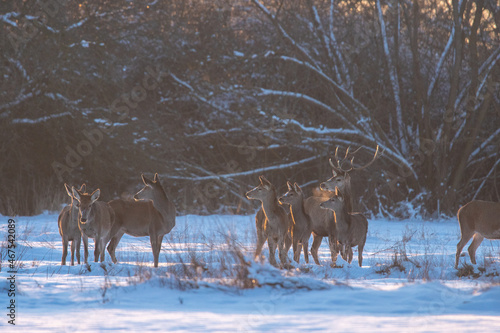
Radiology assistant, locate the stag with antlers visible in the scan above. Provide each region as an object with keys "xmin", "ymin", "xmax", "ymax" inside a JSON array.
[{"xmin": 320, "ymin": 145, "xmax": 380, "ymax": 213}]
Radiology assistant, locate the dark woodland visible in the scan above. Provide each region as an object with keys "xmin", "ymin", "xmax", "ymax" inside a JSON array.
[{"xmin": 1, "ymin": 0, "xmax": 499, "ymax": 217}]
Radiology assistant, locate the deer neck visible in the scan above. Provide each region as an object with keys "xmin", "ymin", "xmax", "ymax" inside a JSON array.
[
  {"xmin": 290, "ymin": 198, "xmax": 308, "ymax": 225},
  {"xmin": 334, "ymin": 203, "xmax": 350, "ymax": 233},
  {"xmin": 150, "ymin": 189, "xmax": 170, "ymax": 221},
  {"xmin": 261, "ymin": 195, "xmax": 282, "ymax": 220},
  {"xmin": 70, "ymin": 202, "xmax": 79, "ymax": 217},
  {"xmin": 343, "ymin": 183, "xmax": 354, "ymax": 213}
]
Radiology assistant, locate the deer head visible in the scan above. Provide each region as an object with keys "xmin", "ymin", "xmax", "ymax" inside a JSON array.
[
  {"xmin": 64, "ymin": 183, "xmax": 86, "ymax": 204},
  {"xmin": 279, "ymin": 181, "xmax": 303, "ymax": 206},
  {"xmin": 320, "ymin": 145, "xmax": 379, "ymax": 192},
  {"xmin": 72, "ymin": 187, "xmax": 100, "ymax": 223},
  {"xmin": 245, "ymin": 175, "xmax": 276, "ymax": 202},
  {"xmin": 134, "ymin": 173, "xmax": 163, "ymax": 202},
  {"xmin": 319, "ymin": 187, "xmax": 345, "ymax": 211}
]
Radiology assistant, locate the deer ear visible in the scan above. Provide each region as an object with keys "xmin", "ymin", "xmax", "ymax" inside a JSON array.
[
  {"xmin": 64, "ymin": 184, "xmax": 73, "ymax": 197},
  {"xmin": 294, "ymin": 183, "xmax": 302, "ymax": 193},
  {"xmin": 344, "ymin": 173, "xmax": 351, "ymax": 182},
  {"xmin": 154, "ymin": 173, "xmax": 159, "ymax": 183},
  {"xmin": 90, "ymin": 189, "xmax": 100, "ymax": 203},
  {"xmin": 332, "ymin": 169, "xmax": 338, "ymax": 177},
  {"xmin": 260, "ymin": 175, "xmax": 270, "ymax": 185},
  {"xmin": 287, "ymin": 181, "xmax": 293, "ymax": 191},
  {"xmin": 72, "ymin": 187, "xmax": 81, "ymax": 202},
  {"xmin": 80, "ymin": 183, "xmax": 86, "ymax": 193},
  {"xmin": 141, "ymin": 174, "xmax": 152, "ymax": 186}
]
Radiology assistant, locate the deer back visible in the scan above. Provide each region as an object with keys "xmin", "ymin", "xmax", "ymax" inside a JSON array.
[
  {"xmin": 304, "ymin": 196, "xmax": 336, "ymax": 236},
  {"xmin": 459, "ymin": 200, "xmax": 500, "ymax": 238}
]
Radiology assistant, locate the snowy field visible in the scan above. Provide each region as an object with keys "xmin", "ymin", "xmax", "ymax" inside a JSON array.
[{"xmin": 1, "ymin": 212, "xmax": 500, "ymax": 332}]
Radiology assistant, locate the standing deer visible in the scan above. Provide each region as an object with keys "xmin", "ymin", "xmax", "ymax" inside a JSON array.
[
  {"xmin": 58, "ymin": 183, "xmax": 87, "ymax": 265},
  {"xmin": 314, "ymin": 145, "xmax": 378, "ymax": 263},
  {"xmin": 246, "ymin": 175, "xmax": 291, "ymax": 267},
  {"xmin": 72, "ymin": 187, "xmax": 115, "ymax": 263},
  {"xmin": 107, "ymin": 173, "xmax": 176, "ymax": 268},
  {"xmin": 455, "ymin": 200, "xmax": 500, "ymax": 269},
  {"xmin": 320, "ymin": 145, "xmax": 380, "ymax": 214},
  {"xmin": 279, "ymin": 182, "xmax": 312, "ymax": 264},
  {"xmin": 304, "ymin": 194, "xmax": 340, "ymax": 266},
  {"xmin": 320, "ymin": 188, "xmax": 368, "ymax": 267}
]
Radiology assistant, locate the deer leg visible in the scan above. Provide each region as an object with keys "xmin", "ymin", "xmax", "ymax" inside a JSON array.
[
  {"xmin": 284, "ymin": 232, "xmax": 292, "ymax": 254},
  {"xmin": 328, "ymin": 237, "xmax": 338, "ymax": 266},
  {"xmin": 94, "ymin": 239, "xmax": 100, "ymax": 263},
  {"xmin": 156, "ymin": 235, "xmax": 164, "ymax": 267},
  {"xmin": 347, "ymin": 245, "xmax": 353, "ymax": 264},
  {"xmin": 468, "ymin": 233, "xmax": 484, "ymax": 265},
  {"xmin": 267, "ymin": 237, "xmax": 278, "ymax": 267},
  {"xmin": 100, "ymin": 238, "xmax": 106, "ymax": 262},
  {"xmin": 70, "ymin": 239, "xmax": 76, "ymax": 266},
  {"xmin": 254, "ymin": 231, "xmax": 266, "ymax": 261},
  {"xmin": 61, "ymin": 238, "xmax": 68, "ymax": 266},
  {"xmin": 76, "ymin": 235, "xmax": 81, "ymax": 265},
  {"xmin": 292, "ymin": 237, "xmax": 300, "ymax": 263},
  {"xmin": 310, "ymin": 235, "xmax": 322, "ymax": 265},
  {"xmin": 82, "ymin": 234, "xmax": 89, "ymax": 264},
  {"xmin": 340, "ymin": 243, "xmax": 346, "ymax": 260},
  {"xmin": 107, "ymin": 231, "xmax": 124, "ymax": 264},
  {"xmin": 150, "ymin": 235, "xmax": 160, "ymax": 268},
  {"xmin": 357, "ymin": 240, "xmax": 365, "ymax": 267},
  {"xmin": 278, "ymin": 235, "xmax": 288, "ymax": 265},
  {"xmin": 303, "ymin": 239, "xmax": 309, "ymax": 264},
  {"xmin": 455, "ymin": 230, "xmax": 474, "ymax": 269}
]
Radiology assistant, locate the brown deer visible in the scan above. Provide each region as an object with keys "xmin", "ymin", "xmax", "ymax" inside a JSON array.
[
  {"xmin": 72, "ymin": 187, "xmax": 115, "ymax": 263},
  {"xmin": 58, "ymin": 183, "xmax": 87, "ymax": 265},
  {"xmin": 313, "ymin": 145, "xmax": 378, "ymax": 263},
  {"xmin": 320, "ymin": 188, "xmax": 368, "ymax": 267},
  {"xmin": 107, "ymin": 173, "xmax": 176, "ymax": 268},
  {"xmin": 320, "ymin": 145, "xmax": 380, "ymax": 214},
  {"xmin": 455, "ymin": 200, "xmax": 500, "ymax": 269},
  {"xmin": 304, "ymin": 194, "xmax": 340, "ymax": 266},
  {"xmin": 279, "ymin": 182, "xmax": 312, "ymax": 264},
  {"xmin": 246, "ymin": 175, "xmax": 291, "ymax": 267}
]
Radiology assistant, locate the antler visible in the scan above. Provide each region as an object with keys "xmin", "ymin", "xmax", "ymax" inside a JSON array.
[{"xmin": 329, "ymin": 145, "xmax": 380, "ymax": 174}]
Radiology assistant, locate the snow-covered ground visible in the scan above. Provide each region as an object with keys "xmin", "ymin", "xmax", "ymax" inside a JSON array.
[{"xmin": 1, "ymin": 213, "xmax": 499, "ymax": 332}]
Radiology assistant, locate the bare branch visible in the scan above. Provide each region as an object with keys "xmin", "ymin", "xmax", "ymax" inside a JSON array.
[{"xmin": 377, "ymin": 0, "xmax": 406, "ymax": 153}]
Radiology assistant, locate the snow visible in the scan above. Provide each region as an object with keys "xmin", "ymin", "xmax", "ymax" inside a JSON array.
[
  {"xmin": 12, "ymin": 112, "xmax": 71, "ymax": 124},
  {"xmin": 0, "ymin": 12, "xmax": 19, "ymax": 27},
  {"xmin": 1, "ymin": 213, "xmax": 500, "ymax": 331}
]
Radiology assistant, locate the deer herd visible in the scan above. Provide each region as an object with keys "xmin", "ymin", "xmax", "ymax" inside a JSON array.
[{"xmin": 58, "ymin": 145, "xmax": 499, "ymax": 271}]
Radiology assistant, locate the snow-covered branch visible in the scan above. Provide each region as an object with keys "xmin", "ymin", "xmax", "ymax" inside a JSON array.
[
  {"xmin": 276, "ymin": 56, "xmax": 369, "ymax": 120},
  {"xmin": 0, "ymin": 12, "xmax": 19, "ymax": 27},
  {"xmin": 65, "ymin": 18, "xmax": 89, "ymax": 31},
  {"xmin": 251, "ymin": 0, "xmax": 322, "ymax": 70},
  {"xmin": 469, "ymin": 128, "xmax": 500, "ymax": 161},
  {"xmin": 473, "ymin": 158, "xmax": 500, "ymax": 199},
  {"xmin": 12, "ymin": 112, "xmax": 72, "ymax": 125},
  {"xmin": 327, "ymin": 0, "xmax": 351, "ymax": 91},
  {"xmin": 258, "ymin": 88, "xmax": 354, "ymax": 126},
  {"xmin": 7, "ymin": 58, "xmax": 31, "ymax": 81},
  {"xmin": 0, "ymin": 92, "xmax": 37, "ymax": 114},
  {"xmin": 308, "ymin": 2, "xmax": 341, "ymax": 85},
  {"xmin": 161, "ymin": 155, "xmax": 321, "ymax": 181},
  {"xmin": 377, "ymin": 0, "xmax": 406, "ymax": 153},
  {"xmin": 426, "ymin": 27, "xmax": 455, "ymax": 102}
]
